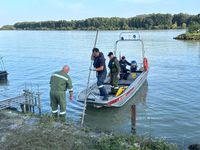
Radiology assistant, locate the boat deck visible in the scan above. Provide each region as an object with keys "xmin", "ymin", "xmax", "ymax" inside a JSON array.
[
  {"xmin": 78, "ymin": 71, "xmax": 143, "ymax": 104},
  {"xmin": 104, "ymin": 71, "xmax": 142, "ymax": 86}
]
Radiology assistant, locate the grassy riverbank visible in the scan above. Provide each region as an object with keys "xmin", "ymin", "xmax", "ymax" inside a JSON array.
[
  {"xmin": 0, "ymin": 110, "xmax": 178, "ymax": 150},
  {"xmin": 174, "ymin": 32, "xmax": 200, "ymax": 40}
]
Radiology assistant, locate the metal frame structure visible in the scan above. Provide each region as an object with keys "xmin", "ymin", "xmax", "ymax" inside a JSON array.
[
  {"xmin": 0, "ymin": 89, "xmax": 41, "ymax": 115},
  {"xmin": 114, "ymin": 32, "xmax": 145, "ymax": 64}
]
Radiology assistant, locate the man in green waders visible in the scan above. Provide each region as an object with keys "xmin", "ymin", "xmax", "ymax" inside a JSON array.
[
  {"xmin": 50, "ymin": 65, "xmax": 73, "ymax": 122},
  {"xmin": 108, "ymin": 52, "xmax": 120, "ymax": 94}
]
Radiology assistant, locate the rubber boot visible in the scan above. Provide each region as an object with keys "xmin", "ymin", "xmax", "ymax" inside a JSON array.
[
  {"xmin": 52, "ymin": 112, "xmax": 58, "ymax": 121},
  {"xmin": 99, "ymin": 88, "xmax": 103, "ymax": 96},
  {"xmin": 59, "ymin": 114, "xmax": 66, "ymax": 122},
  {"xmin": 111, "ymin": 88, "xmax": 118, "ymax": 95},
  {"xmin": 114, "ymin": 88, "xmax": 119, "ymax": 94}
]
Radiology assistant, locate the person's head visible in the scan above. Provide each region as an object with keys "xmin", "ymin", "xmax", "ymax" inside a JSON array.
[
  {"xmin": 107, "ymin": 52, "xmax": 114, "ymax": 60},
  {"xmin": 92, "ymin": 48, "xmax": 100, "ymax": 57},
  {"xmin": 121, "ymin": 56, "xmax": 126, "ymax": 61},
  {"xmin": 63, "ymin": 65, "xmax": 70, "ymax": 74}
]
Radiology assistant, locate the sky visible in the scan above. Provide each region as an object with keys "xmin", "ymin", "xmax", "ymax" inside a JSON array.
[{"xmin": 0, "ymin": 0, "xmax": 199, "ymax": 27}]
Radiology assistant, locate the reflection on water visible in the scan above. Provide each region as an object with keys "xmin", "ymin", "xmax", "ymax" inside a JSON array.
[
  {"xmin": 0, "ymin": 80, "xmax": 9, "ymax": 99},
  {"xmin": 0, "ymin": 79, "xmax": 8, "ymax": 85},
  {"xmin": 85, "ymin": 81, "xmax": 148, "ymax": 134},
  {"xmin": 199, "ymin": 42, "xmax": 200, "ymax": 58}
]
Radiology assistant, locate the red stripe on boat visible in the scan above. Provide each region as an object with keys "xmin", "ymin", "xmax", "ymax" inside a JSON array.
[{"xmin": 108, "ymin": 77, "xmax": 144, "ymax": 106}]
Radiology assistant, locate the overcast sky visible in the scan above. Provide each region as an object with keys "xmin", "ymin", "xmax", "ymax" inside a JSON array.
[{"xmin": 0, "ymin": 0, "xmax": 199, "ymax": 26}]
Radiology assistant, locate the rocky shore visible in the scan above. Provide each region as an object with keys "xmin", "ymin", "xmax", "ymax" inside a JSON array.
[{"xmin": 174, "ymin": 32, "xmax": 200, "ymax": 40}]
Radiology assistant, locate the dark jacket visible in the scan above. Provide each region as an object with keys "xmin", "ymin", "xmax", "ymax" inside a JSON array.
[
  {"xmin": 119, "ymin": 59, "xmax": 131, "ymax": 72},
  {"xmin": 93, "ymin": 52, "xmax": 107, "ymax": 74},
  {"xmin": 108, "ymin": 57, "xmax": 120, "ymax": 73}
]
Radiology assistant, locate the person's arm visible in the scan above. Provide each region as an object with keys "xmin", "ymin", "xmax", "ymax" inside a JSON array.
[
  {"xmin": 96, "ymin": 66, "xmax": 104, "ymax": 71},
  {"xmin": 67, "ymin": 76, "xmax": 73, "ymax": 101},
  {"xmin": 95, "ymin": 57, "xmax": 105, "ymax": 71},
  {"xmin": 126, "ymin": 60, "xmax": 131, "ymax": 66}
]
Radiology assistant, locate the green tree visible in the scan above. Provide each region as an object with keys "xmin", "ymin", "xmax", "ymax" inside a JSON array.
[
  {"xmin": 3, "ymin": 13, "xmax": 197, "ymax": 31},
  {"xmin": 182, "ymin": 23, "xmax": 187, "ymax": 29},
  {"xmin": 171, "ymin": 22, "xmax": 178, "ymax": 29},
  {"xmin": 172, "ymin": 13, "xmax": 190, "ymax": 26},
  {"xmin": 0, "ymin": 25, "xmax": 15, "ymax": 30},
  {"xmin": 188, "ymin": 23, "xmax": 200, "ymax": 33}
]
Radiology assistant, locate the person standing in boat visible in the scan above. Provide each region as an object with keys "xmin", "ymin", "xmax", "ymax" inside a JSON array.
[
  {"xmin": 50, "ymin": 65, "xmax": 73, "ymax": 122},
  {"xmin": 90, "ymin": 48, "xmax": 108, "ymax": 101},
  {"xmin": 119, "ymin": 56, "xmax": 131, "ymax": 80},
  {"xmin": 108, "ymin": 52, "xmax": 120, "ymax": 95}
]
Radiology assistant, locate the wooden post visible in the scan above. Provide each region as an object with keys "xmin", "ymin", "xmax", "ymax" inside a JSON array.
[
  {"xmin": 131, "ymin": 105, "xmax": 136, "ymax": 134},
  {"xmin": 28, "ymin": 92, "xmax": 31, "ymax": 112},
  {"xmin": 23, "ymin": 92, "xmax": 27, "ymax": 113},
  {"xmin": 31, "ymin": 92, "xmax": 34, "ymax": 113},
  {"xmin": 23, "ymin": 102, "xmax": 26, "ymax": 113},
  {"xmin": 37, "ymin": 92, "xmax": 41, "ymax": 115}
]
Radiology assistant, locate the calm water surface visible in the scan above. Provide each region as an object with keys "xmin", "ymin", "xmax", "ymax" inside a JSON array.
[{"xmin": 0, "ymin": 30, "xmax": 200, "ymax": 148}]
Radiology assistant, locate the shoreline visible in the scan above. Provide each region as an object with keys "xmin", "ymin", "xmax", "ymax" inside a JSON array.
[
  {"xmin": 0, "ymin": 28, "xmax": 185, "ymax": 32},
  {"xmin": 0, "ymin": 110, "xmax": 178, "ymax": 150},
  {"xmin": 174, "ymin": 32, "xmax": 200, "ymax": 40}
]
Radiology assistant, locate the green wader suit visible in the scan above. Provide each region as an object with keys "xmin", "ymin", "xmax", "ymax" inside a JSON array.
[
  {"xmin": 108, "ymin": 57, "xmax": 120, "ymax": 94},
  {"xmin": 50, "ymin": 70, "xmax": 73, "ymax": 122}
]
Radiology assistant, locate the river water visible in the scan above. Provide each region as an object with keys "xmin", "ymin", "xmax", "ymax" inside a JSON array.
[{"xmin": 0, "ymin": 30, "xmax": 200, "ymax": 148}]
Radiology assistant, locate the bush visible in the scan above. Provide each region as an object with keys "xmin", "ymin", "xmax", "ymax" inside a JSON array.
[{"xmin": 188, "ymin": 24, "xmax": 200, "ymax": 33}]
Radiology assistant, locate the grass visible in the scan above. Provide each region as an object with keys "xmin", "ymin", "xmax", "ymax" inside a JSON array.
[
  {"xmin": 96, "ymin": 136, "xmax": 178, "ymax": 150},
  {"xmin": 0, "ymin": 110, "xmax": 178, "ymax": 150}
]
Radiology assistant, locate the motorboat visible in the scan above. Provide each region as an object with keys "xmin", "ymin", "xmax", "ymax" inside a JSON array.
[{"xmin": 78, "ymin": 32, "xmax": 149, "ymax": 107}]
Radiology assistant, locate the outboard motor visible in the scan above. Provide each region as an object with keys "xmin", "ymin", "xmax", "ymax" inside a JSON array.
[{"xmin": 130, "ymin": 60, "xmax": 137, "ymax": 72}]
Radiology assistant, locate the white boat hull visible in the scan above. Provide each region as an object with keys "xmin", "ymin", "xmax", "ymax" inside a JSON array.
[{"xmin": 77, "ymin": 70, "xmax": 148, "ymax": 107}]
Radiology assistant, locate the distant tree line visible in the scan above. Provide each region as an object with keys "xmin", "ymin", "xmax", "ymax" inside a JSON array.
[{"xmin": 1, "ymin": 13, "xmax": 200, "ymax": 30}]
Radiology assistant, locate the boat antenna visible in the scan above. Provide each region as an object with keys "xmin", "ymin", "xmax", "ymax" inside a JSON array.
[{"xmin": 81, "ymin": 30, "xmax": 99, "ymax": 125}]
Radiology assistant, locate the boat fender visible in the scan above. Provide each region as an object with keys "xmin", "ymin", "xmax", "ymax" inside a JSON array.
[
  {"xmin": 143, "ymin": 57, "xmax": 148, "ymax": 71},
  {"xmin": 116, "ymin": 86, "xmax": 127, "ymax": 97}
]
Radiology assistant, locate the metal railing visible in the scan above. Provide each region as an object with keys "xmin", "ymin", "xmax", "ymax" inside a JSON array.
[{"xmin": 0, "ymin": 89, "xmax": 41, "ymax": 115}]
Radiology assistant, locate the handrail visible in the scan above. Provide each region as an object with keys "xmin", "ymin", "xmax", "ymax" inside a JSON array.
[{"xmin": 114, "ymin": 39, "xmax": 145, "ymax": 60}]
